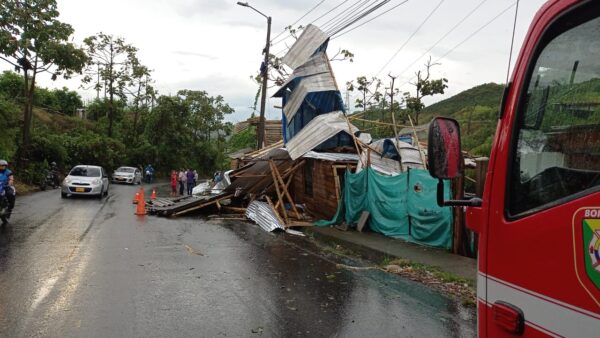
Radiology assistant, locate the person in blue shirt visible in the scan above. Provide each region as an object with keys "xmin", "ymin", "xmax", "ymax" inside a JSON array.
[
  {"xmin": 144, "ymin": 164, "xmax": 154, "ymax": 183},
  {"xmin": 0, "ymin": 159, "xmax": 15, "ymax": 224}
]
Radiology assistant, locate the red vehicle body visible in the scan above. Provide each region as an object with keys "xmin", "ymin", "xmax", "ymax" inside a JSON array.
[{"xmin": 429, "ymin": 0, "xmax": 600, "ymax": 336}]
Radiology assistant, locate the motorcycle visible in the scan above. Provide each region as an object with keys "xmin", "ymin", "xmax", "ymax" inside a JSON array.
[
  {"xmin": 0, "ymin": 182, "xmax": 10, "ymax": 225},
  {"xmin": 39, "ymin": 170, "xmax": 60, "ymax": 190}
]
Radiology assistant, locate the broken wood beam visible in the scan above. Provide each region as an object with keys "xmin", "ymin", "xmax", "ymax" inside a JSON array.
[
  {"xmin": 270, "ymin": 160, "xmax": 301, "ymax": 220},
  {"xmin": 269, "ymin": 161, "xmax": 289, "ymax": 225},
  {"xmin": 266, "ymin": 196, "xmax": 286, "ymax": 227},
  {"xmin": 172, "ymin": 194, "xmax": 233, "ymax": 217}
]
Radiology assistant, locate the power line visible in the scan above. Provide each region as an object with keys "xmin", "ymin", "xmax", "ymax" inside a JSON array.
[
  {"xmin": 270, "ymin": 0, "xmax": 355, "ymax": 48},
  {"xmin": 374, "ymin": 0, "xmax": 445, "ymax": 77},
  {"xmin": 331, "ymin": 0, "xmax": 409, "ymax": 39},
  {"xmin": 270, "ymin": 0, "xmax": 328, "ymax": 43},
  {"xmin": 326, "ymin": 0, "xmax": 392, "ymax": 36},
  {"xmin": 397, "ymin": 1, "xmax": 517, "ymax": 90},
  {"xmin": 394, "ymin": 0, "xmax": 489, "ymax": 78},
  {"xmin": 272, "ymin": 0, "xmax": 382, "ymax": 56},
  {"xmin": 321, "ymin": 0, "xmax": 372, "ymax": 32},
  {"xmin": 310, "ymin": 0, "xmax": 353, "ymax": 26}
]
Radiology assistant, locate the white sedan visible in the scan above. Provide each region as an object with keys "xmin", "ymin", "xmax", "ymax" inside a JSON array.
[
  {"xmin": 61, "ymin": 165, "xmax": 110, "ymax": 198},
  {"xmin": 112, "ymin": 166, "xmax": 142, "ymax": 185}
]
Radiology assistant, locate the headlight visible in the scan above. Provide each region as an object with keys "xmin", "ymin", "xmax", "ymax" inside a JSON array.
[
  {"xmin": 92, "ymin": 179, "xmax": 101, "ymax": 185},
  {"xmin": 64, "ymin": 178, "xmax": 72, "ymax": 184}
]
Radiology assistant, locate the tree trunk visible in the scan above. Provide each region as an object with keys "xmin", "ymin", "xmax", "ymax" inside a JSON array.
[{"xmin": 20, "ymin": 58, "xmax": 38, "ymax": 166}]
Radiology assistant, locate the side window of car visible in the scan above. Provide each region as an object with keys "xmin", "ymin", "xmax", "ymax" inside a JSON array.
[{"xmin": 508, "ymin": 10, "xmax": 600, "ymax": 217}]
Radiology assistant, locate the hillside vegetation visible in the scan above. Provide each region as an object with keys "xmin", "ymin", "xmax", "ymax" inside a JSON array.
[
  {"xmin": 350, "ymin": 83, "xmax": 504, "ymax": 156},
  {"xmin": 0, "ymin": 71, "xmax": 235, "ymax": 185}
]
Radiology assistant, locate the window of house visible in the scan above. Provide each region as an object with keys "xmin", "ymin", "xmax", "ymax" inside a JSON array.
[{"xmin": 304, "ymin": 159, "xmax": 313, "ymax": 196}]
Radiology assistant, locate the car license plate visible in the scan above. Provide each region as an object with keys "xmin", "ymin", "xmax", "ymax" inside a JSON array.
[{"xmin": 75, "ymin": 187, "xmax": 85, "ymax": 192}]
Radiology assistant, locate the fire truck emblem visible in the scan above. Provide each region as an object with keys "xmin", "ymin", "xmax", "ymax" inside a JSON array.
[{"xmin": 583, "ymin": 219, "xmax": 600, "ymax": 289}]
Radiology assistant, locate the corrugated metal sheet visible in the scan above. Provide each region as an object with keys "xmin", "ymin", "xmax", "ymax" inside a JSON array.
[
  {"xmin": 302, "ymin": 151, "xmax": 359, "ymax": 162},
  {"xmin": 286, "ymin": 111, "xmax": 360, "ymax": 160},
  {"xmin": 246, "ymin": 200, "xmax": 285, "ymax": 232},
  {"xmin": 273, "ymin": 52, "xmax": 330, "ymax": 98},
  {"xmin": 356, "ymin": 139, "xmax": 425, "ymax": 175},
  {"xmin": 282, "ymin": 24, "xmax": 329, "ymax": 70},
  {"xmin": 283, "ymin": 72, "xmax": 337, "ymax": 122},
  {"xmin": 226, "ymin": 148, "xmax": 293, "ymax": 196}
]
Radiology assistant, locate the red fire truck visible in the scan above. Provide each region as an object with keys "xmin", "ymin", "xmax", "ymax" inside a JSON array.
[{"xmin": 427, "ymin": 0, "xmax": 600, "ymax": 336}]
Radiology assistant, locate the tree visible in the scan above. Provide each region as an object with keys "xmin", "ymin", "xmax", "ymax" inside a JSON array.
[
  {"xmin": 82, "ymin": 32, "xmax": 139, "ymax": 137},
  {"xmin": 124, "ymin": 62, "xmax": 155, "ymax": 140},
  {"xmin": 52, "ymin": 87, "xmax": 82, "ymax": 115},
  {"xmin": 178, "ymin": 89, "xmax": 233, "ymax": 142},
  {"xmin": 346, "ymin": 76, "xmax": 383, "ymax": 111},
  {"xmin": 0, "ymin": 0, "xmax": 87, "ymax": 162},
  {"xmin": 403, "ymin": 57, "xmax": 448, "ymax": 124}
]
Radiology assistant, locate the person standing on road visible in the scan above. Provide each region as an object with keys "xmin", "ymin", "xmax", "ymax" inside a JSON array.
[
  {"xmin": 178, "ymin": 169, "xmax": 186, "ymax": 195},
  {"xmin": 0, "ymin": 160, "xmax": 16, "ymax": 224},
  {"xmin": 186, "ymin": 168, "xmax": 195, "ymax": 195},
  {"xmin": 170, "ymin": 170, "xmax": 178, "ymax": 197}
]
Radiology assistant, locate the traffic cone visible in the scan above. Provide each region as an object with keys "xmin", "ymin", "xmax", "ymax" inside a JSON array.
[
  {"xmin": 150, "ymin": 188, "xmax": 157, "ymax": 200},
  {"xmin": 135, "ymin": 189, "xmax": 146, "ymax": 215},
  {"xmin": 132, "ymin": 191, "xmax": 140, "ymax": 204}
]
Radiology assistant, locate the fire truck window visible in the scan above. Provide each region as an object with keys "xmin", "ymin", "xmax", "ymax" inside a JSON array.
[{"xmin": 509, "ymin": 14, "xmax": 600, "ymax": 216}]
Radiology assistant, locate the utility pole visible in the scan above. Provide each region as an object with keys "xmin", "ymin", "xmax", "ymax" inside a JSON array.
[
  {"xmin": 237, "ymin": 2, "xmax": 270, "ymax": 149},
  {"xmin": 258, "ymin": 17, "xmax": 271, "ymax": 149}
]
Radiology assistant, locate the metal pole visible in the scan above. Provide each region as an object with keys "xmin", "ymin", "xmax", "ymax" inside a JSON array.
[{"xmin": 257, "ymin": 17, "xmax": 271, "ymax": 149}]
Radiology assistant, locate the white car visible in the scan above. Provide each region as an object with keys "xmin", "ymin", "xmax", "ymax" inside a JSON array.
[
  {"xmin": 112, "ymin": 166, "xmax": 142, "ymax": 184},
  {"xmin": 61, "ymin": 165, "xmax": 109, "ymax": 198}
]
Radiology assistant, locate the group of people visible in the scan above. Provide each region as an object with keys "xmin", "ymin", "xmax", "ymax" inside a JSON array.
[{"xmin": 170, "ymin": 169, "xmax": 199, "ymax": 196}]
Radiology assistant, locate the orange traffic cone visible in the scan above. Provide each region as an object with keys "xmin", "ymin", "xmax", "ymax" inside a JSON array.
[
  {"xmin": 150, "ymin": 188, "xmax": 157, "ymax": 200},
  {"xmin": 135, "ymin": 189, "xmax": 146, "ymax": 215},
  {"xmin": 132, "ymin": 191, "xmax": 140, "ymax": 204}
]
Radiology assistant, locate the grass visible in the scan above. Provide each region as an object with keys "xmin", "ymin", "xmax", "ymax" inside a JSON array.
[{"xmin": 384, "ymin": 258, "xmax": 474, "ymax": 287}]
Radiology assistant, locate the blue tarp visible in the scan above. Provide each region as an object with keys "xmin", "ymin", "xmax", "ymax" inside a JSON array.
[{"xmin": 281, "ymin": 86, "xmax": 352, "ymax": 150}]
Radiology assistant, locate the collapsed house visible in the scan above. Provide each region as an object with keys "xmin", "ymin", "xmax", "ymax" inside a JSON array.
[{"xmin": 146, "ymin": 24, "xmax": 455, "ymax": 250}]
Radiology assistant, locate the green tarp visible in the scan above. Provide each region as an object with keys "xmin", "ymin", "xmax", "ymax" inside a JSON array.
[{"xmin": 315, "ymin": 168, "xmax": 453, "ymax": 249}]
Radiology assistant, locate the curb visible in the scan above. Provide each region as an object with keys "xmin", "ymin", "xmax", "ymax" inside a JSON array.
[{"xmin": 303, "ymin": 226, "xmax": 477, "ymax": 283}]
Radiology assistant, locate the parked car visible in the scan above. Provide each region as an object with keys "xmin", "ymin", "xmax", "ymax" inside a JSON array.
[
  {"xmin": 61, "ymin": 165, "xmax": 109, "ymax": 198},
  {"xmin": 112, "ymin": 166, "xmax": 142, "ymax": 185}
]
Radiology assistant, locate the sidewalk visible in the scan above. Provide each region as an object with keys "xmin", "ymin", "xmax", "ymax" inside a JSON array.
[{"xmin": 305, "ymin": 226, "xmax": 477, "ymax": 282}]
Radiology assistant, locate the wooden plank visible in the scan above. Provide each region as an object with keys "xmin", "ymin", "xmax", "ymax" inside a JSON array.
[
  {"xmin": 265, "ymin": 196, "xmax": 286, "ymax": 227},
  {"xmin": 271, "ymin": 160, "xmax": 301, "ymax": 220},
  {"xmin": 220, "ymin": 206, "xmax": 247, "ymax": 214},
  {"xmin": 269, "ymin": 161, "xmax": 289, "ymax": 225},
  {"xmin": 357, "ymin": 211, "xmax": 370, "ymax": 232},
  {"xmin": 333, "ymin": 167, "xmax": 341, "ymax": 202},
  {"xmin": 172, "ymin": 194, "xmax": 233, "ymax": 217}
]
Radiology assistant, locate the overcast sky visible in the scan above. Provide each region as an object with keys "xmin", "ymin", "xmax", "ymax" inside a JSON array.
[{"xmin": 1, "ymin": 0, "xmax": 548, "ymax": 122}]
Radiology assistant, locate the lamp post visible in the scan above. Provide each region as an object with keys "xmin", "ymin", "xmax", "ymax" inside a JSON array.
[{"xmin": 237, "ymin": 1, "xmax": 271, "ymax": 150}]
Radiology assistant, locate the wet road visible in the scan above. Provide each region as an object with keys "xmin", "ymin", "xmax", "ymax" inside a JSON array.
[{"xmin": 0, "ymin": 184, "xmax": 475, "ymax": 337}]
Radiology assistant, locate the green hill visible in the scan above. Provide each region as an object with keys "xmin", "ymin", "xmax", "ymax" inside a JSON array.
[{"xmin": 420, "ymin": 83, "xmax": 504, "ymax": 121}]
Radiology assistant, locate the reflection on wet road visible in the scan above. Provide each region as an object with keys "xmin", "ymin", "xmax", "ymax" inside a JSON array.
[{"xmin": 0, "ymin": 184, "xmax": 475, "ymax": 337}]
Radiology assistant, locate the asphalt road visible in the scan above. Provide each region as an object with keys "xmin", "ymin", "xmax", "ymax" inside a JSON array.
[{"xmin": 0, "ymin": 183, "xmax": 475, "ymax": 337}]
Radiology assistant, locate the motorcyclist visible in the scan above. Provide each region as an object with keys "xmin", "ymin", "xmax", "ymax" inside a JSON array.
[
  {"xmin": 0, "ymin": 160, "xmax": 15, "ymax": 224},
  {"xmin": 144, "ymin": 164, "xmax": 154, "ymax": 183}
]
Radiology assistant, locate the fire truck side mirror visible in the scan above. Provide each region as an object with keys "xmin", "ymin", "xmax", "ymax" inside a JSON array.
[{"xmin": 427, "ymin": 117, "xmax": 463, "ymax": 179}]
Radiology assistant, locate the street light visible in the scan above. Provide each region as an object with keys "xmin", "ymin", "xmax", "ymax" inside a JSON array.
[{"xmin": 237, "ymin": 1, "xmax": 271, "ymax": 150}]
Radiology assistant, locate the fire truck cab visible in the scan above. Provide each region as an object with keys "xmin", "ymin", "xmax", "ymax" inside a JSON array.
[{"xmin": 428, "ymin": 0, "xmax": 600, "ymax": 336}]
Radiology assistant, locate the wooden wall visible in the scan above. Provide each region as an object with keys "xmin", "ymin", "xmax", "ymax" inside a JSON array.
[{"xmin": 291, "ymin": 159, "xmax": 348, "ymax": 220}]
